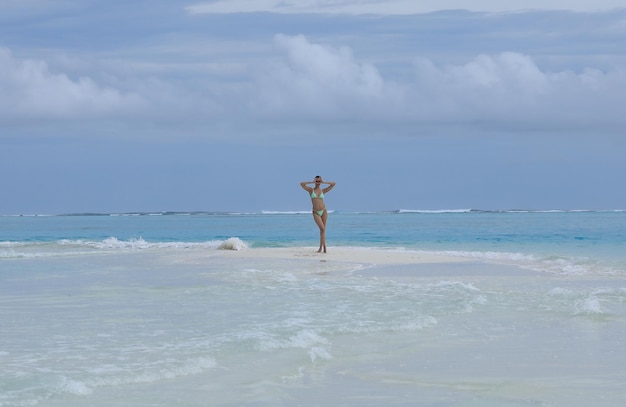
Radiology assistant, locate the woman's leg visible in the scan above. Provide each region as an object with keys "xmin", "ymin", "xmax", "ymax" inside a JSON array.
[
  {"xmin": 320, "ymin": 210, "xmax": 328, "ymax": 252},
  {"xmin": 312, "ymin": 210, "xmax": 328, "ymax": 252}
]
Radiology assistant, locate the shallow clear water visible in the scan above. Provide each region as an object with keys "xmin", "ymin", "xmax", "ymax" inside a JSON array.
[{"xmin": 1, "ymin": 211, "xmax": 626, "ymax": 406}]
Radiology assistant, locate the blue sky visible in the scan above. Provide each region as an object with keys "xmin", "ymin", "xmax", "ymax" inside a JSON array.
[{"xmin": 1, "ymin": 1, "xmax": 625, "ymax": 214}]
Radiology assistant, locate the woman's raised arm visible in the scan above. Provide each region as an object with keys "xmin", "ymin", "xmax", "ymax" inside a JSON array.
[
  {"xmin": 300, "ymin": 181, "xmax": 313, "ymax": 192},
  {"xmin": 322, "ymin": 181, "xmax": 336, "ymax": 193}
]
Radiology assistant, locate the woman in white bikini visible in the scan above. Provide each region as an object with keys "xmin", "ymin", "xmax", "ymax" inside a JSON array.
[{"xmin": 300, "ymin": 175, "xmax": 336, "ymax": 253}]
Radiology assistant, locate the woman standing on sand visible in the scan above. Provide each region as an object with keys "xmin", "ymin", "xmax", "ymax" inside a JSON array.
[{"xmin": 300, "ymin": 176, "xmax": 336, "ymax": 253}]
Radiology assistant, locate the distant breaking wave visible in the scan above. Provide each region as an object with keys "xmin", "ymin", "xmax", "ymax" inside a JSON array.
[
  {"xmin": 396, "ymin": 209, "xmax": 472, "ymax": 214},
  {"xmin": 71, "ymin": 236, "xmax": 248, "ymax": 251},
  {"xmin": 395, "ymin": 209, "xmax": 626, "ymax": 214},
  {"xmin": 2, "ymin": 209, "xmax": 626, "ymax": 217},
  {"xmin": 261, "ymin": 210, "xmax": 311, "ymax": 215},
  {"xmin": 0, "ymin": 237, "xmax": 248, "ymax": 258}
]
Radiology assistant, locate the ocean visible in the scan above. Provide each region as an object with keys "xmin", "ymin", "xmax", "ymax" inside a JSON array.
[{"xmin": 1, "ymin": 210, "xmax": 625, "ymax": 406}]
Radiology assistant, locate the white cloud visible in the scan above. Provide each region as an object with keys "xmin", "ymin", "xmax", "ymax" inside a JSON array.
[
  {"xmin": 186, "ymin": 0, "xmax": 625, "ymax": 15},
  {"xmin": 0, "ymin": 47, "xmax": 144, "ymax": 121},
  {"xmin": 409, "ymin": 53, "xmax": 550, "ymax": 119},
  {"xmin": 3, "ymin": 33, "xmax": 624, "ymax": 136},
  {"xmin": 250, "ymin": 34, "xmax": 397, "ymax": 119},
  {"xmin": 409, "ymin": 52, "xmax": 626, "ymax": 127},
  {"xmin": 248, "ymin": 36, "xmax": 626, "ymax": 131}
]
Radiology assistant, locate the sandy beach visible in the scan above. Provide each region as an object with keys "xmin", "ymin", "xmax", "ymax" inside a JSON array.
[
  {"xmin": 215, "ymin": 244, "xmax": 552, "ymax": 277},
  {"xmin": 219, "ymin": 246, "xmax": 470, "ymax": 266}
]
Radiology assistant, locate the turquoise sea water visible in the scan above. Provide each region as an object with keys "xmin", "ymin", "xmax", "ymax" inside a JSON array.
[
  {"xmin": 1, "ymin": 211, "xmax": 626, "ymax": 406},
  {"xmin": 2, "ymin": 210, "xmax": 625, "ymax": 273}
]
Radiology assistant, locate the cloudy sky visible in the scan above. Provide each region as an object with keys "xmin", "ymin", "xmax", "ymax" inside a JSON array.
[{"xmin": 1, "ymin": 1, "xmax": 625, "ymax": 214}]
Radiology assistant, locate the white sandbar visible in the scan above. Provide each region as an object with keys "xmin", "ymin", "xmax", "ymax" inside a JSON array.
[{"xmin": 220, "ymin": 246, "xmax": 469, "ymax": 266}]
